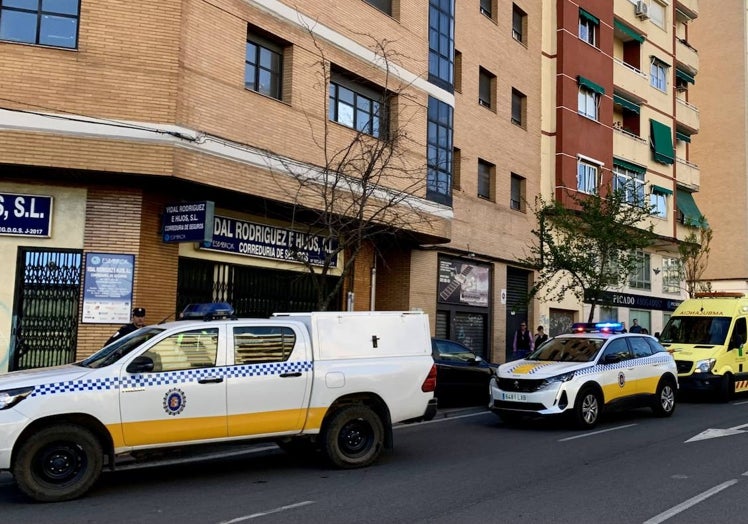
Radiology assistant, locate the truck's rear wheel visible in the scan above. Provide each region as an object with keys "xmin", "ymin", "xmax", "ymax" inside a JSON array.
[
  {"xmin": 322, "ymin": 405, "xmax": 384, "ymax": 469},
  {"xmin": 12, "ymin": 424, "xmax": 103, "ymax": 503}
]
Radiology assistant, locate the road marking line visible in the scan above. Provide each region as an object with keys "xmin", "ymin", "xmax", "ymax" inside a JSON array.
[
  {"xmin": 558, "ymin": 423, "xmax": 637, "ymax": 442},
  {"xmin": 732, "ymin": 399, "xmax": 748, "ymax": 405},
  {"xmin": 398, "ymin": 410, "xmax": 489, "ymax": 427},
  {"xmin": 218, "ymin": 501, "xmax": 315, "ymax": 523},
  {"xmin": 642, "ymin": 480, "xmax": 738, "ymax": 524}
]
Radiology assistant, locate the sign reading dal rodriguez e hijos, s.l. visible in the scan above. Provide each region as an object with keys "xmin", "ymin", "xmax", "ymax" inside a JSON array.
[{"xmin": 201, "ymin": 215, "xmax": 339, "ymax": 267}]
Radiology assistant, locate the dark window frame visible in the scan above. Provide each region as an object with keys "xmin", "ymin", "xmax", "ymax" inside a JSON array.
[
  {"xmin": 511, "ymin": 88, "xmax": 526, "ymax": 127},
  {"xmin": 363, "ymin": 0, "xmax": 392, "ymax": 15},
  {"xmin": 245, "ymin": 29, "xmax": 285, "ymax": 100},
  {"xmin": 329, "ymin": 71, "xmax": 389, "ymax": 139},
  {"xmin": 0, "ymin": 0, "xmax": 80, "ymax": 49},
  {"xmin": 427, "ymin": 96, "xmax": 454, "ymax": 206},
  {"xmin": 478, "ymin": 67, "xmax": 495, "ymax": 109},
  {"xmin": 477, "ymin": 159, "xmax": 494, "ymax": 201},
  {"xmin": 512, "ymin": 4, "xmax": 527, "ymax": 44},
  {"xmin": 510, "ymin": 173, "xmax": 525, "ymax": 211},
  {"xmin": 428, "ymin": 0, "xmax": 455, "ymax": 91}
]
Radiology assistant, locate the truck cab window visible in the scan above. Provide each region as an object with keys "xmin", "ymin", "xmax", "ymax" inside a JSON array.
[{"xmin": 233, "ymin": 326, "xmax": 296, "ymax": 364}]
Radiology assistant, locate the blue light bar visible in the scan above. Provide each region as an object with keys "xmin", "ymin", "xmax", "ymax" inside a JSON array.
[{"xmin": 180, "ymin": 302, "xmax": 235, "ymax": 320}]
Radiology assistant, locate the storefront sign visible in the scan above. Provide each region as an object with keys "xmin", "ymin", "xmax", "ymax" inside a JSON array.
[
  {"xmin": 82, "ymin": 253, "xmax": 135, "ymax": 324},
  {"xmin": 585, "ymin": 290, "xmax": 682, "ymax": 312},
  {"xmin": 0, "ymin": 192, "xmax": 53, "ymax": 237},
  {"xmin": 162, "ymin": 201, "xmax": 214, "ymax": 243},
  {"xmin": 438, "ymin": 258, "xmax": 490, "ymax": 307},
  {"xmin": 201, "ymin": 215, "xmax": 338, "ymax": 267}
]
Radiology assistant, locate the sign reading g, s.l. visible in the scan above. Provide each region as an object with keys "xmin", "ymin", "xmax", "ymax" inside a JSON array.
[{"xmin": 0, "ymin": 193, "xmax": 53, "ymax": 237}]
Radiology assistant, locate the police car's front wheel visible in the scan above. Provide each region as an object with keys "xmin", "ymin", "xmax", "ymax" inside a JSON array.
[
  {"xmin": 13, "ymin": 424, "xmax": 103, "ymax": 503},
  {"xmin": 572, "ymin": 387, "xmax": 601, "ymax": 429},
  {"xmin": 652, "ymin": 378, "xmax": 677, "ymax": 417},
  {"xmin": 322, "ymin": 405, "xmax": 384, "ymax": 469}
]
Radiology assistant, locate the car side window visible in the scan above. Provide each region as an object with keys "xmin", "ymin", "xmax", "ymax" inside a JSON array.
[
  {"xmin": 645, "ymin": 337, "xmax": 668, "ymax": 354},
  {"xmin": 435, "ymin": 340, "xmax": 476, "ymax": 362},
  {"xmin": 143, "ymin": 328, "xmax": 219, "ymax": 372},
  {"xmin": 731, "ymin": 318, "xmax": 747, "ymax": 349},
  {"xmin": 630, "ymin": 337, "xmax": 653, "ymax": 358},
  {"xmin": 233, "ymin": 326, "xmax": 296, "ymax": 364},
  {"xmin": 600, "ymin": 338, "xmax": 630, "ymax": 363}
]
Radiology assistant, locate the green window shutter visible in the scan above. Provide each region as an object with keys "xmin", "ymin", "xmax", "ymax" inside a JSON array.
[
  {"xmin": 676, "ymin": 69, "xmax": 695, "ymax": 84},
  {"xmin": 579, "ymin": 8, "xmax": 600, "ymax": 25},
  {"xmin": 676, "ymin": 189, "xmax": 707, "ymax": 226},
  {"xmin": 613, "ymin": 157, "xmax": 646, "ymax": 174},
  {"xmin": 614, "ymin": 20, "xmax": 644, "ymax": 43},
  {"xmin": 650, "ymin": 119, "xmax": 675, "ymax": 165},
  {"xmin": 613, "ymin": 94, "xmax": 640, "ymax": 114},
  {"xmin": 652, "ymin": 185, "xmax": 673, "ymax": 195},
  {"xmin": 577, "ymin": 75, "xmax": 605, "ymax": 95},
  {"xmin": 676, "ymin": 131, "xmax": 691, "ymax": 143}
]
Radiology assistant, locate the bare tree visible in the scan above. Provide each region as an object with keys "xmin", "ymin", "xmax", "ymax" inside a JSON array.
[
  {"xmin": 678, "ymin": 221, "xmax": 713, "ymax": 298},
  {"xmin": 266, "ymin": 29, "xmax": 435, "ymax": 310},
  {"xmin": 525, "ymin": 186, "xmax": 657, "ymax": 322}
]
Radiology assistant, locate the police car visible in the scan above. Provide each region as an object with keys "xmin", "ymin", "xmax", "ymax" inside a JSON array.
[{"xmin": 489, "ymin": 322, "xmax": 678, "ymax": 428}]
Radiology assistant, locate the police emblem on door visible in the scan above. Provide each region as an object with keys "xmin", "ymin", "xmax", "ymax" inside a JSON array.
[{"xmin": 163, "ymin": 388, "xmax": 187, "ymax": 416}]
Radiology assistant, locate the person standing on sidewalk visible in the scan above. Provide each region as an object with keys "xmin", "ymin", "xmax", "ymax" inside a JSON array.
[{"xmin": 512, "ymin": 321, "xmax": 534, "ymax": 360}]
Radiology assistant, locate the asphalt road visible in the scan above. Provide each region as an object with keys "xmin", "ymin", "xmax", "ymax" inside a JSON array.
[{"xmin": 3, "ymin": 398, "xmax": 748, "ymax": 523}]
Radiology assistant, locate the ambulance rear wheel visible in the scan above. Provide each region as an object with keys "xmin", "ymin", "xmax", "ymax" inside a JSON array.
[
  {"xmin": 13, "ymin": 424, "xmax": 103, "ymax": 503},
  {"xmin": 322, "ymin": 405, "xmax": 384, "ymax": 469}
]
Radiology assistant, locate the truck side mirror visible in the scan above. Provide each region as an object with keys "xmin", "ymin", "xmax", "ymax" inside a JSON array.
[{"xmin": 127, "ymin": 355, "xmax": 154, "ymax": 373}]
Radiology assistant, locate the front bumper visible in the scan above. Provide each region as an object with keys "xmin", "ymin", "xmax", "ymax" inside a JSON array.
[
  {"xmin": 678, "ymin": 373, "xmax": 725, "ymax": 393},
  {"xmin": 0, "ymin": 408, "xmax": 31, "ymax": 470},
  {"xmin": 489, "ymin": 381, "xmax": 568, "ymax": 416}
]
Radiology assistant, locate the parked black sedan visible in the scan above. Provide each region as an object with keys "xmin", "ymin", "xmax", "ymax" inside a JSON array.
[{"xmin": 431, "ymin": 338, "xmax": 497, "ymax": 407}]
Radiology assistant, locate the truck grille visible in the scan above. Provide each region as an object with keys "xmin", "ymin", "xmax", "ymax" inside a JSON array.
[
  {"xmin": 675, "ymin": 360, "xmax": 693, "ymax": 374},
  {"xmin": 498, "ymin": 377, "xmax": 545, "ymax": 393}
]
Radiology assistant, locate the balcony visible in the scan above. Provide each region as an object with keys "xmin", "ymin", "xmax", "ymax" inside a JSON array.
[
  {"xmin": 613, "ymin": 58, "xmax": 649, "ymax": 101},
  {"xmin": 676, "ymin": 98, "xmax": 700, "ymax": 133},
  {"xmin": 676, "ymin": 38, "xmax": 699, "ymax": 75},
  {"xmin": 675, "ymin": 157, "xmax": 700, "ymax": 191},
  {"xmin": 676, "ymin": 0, "xmax": 699, "ymax": 20},
  {"xmin": 613, "ymin": 127, "xmax": 649, "ymax": 167}
]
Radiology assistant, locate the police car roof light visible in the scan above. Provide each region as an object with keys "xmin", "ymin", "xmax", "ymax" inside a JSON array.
[
  {"xmin": 571, "ymin": 321, "xmax": 625, "ymax": 333},
  {"xmin": 181, "ymin": 302, "xmax": 235, "ymax": 321}
]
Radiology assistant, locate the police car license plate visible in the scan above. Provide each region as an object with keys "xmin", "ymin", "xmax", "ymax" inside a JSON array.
[{"xmin": 501, "ymin": 392, "xmax": 526, "ymax": 401}]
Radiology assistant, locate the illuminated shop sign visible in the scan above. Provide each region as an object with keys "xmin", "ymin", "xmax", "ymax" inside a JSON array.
[
  {"xmin": 0, "ymin": 192, "xmax": 53, "ymax": 237},
  {"xmin": 201, "ymin": 215, "xmax": 338, "ymax": 267}
]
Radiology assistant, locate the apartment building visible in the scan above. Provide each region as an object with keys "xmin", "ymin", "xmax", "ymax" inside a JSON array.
[
  {"xmin": 539, "ymin": 0, "xmax": 702, "ymax": 335},
  {"xmin": 0, "ymin": 0, "xmax": 542, "ymax": 371},
  {"xmin": 689, "ymin": 3, "xmax": 748, "ymax": 293}
]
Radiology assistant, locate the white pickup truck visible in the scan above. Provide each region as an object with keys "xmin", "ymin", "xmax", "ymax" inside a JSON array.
[{"xmin": 0, "ymin": 308, "xmax": 437, "ymax": 502}]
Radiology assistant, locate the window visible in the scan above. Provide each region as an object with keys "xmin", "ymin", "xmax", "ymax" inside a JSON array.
[
  {"xmin": 629, "ymin": 251, "xmax": 651, "ymax": 290},
  {"xmin": 427, "ymin": 96, "xmax": 454, "ymax": 205},
  {"xmin": 454, "ymin": 50, "xmax": 462, "ymax": 93},
  {"xmin": 233, "ymin": 326, "xmax": 296, "ymax": 364},
  {"xmin": 428, "ymin": 0, "xmax": 455, "ymax": 91},
  {"xmin": 477, "ymin": 159, "xmax": 494, "ymax": 201},
  {"xmin": 662, "ymin": 257, "xmax": 681, "ymax": 294},
  {"xmin": 650, "ymin": 58, "xmax": 669, "ymax": 92},
  {"xmin": 363, "ymin": 0, "xmax": 392, "ymax": 15},
  {"xmin": 329, "ymin": 73, "xmax": 387, "ymax": 138},
  {"xmin": 479, "ymin": 67, "xmax": 495, "ymax": 109},
  {"xmin": 511, "ymin": 88, "xmax": 526, "ymax": 127},
  {"xmin": 579, "ymin": 8, "xmax": 599, "ymax": 46},
  {"xmin": 577, "ymin": 160, "xmax": 598, "ymax": 194},
  {"xmin": 245, "ymin": 29, "xmax": 285, "ymax": 100},
  {"xmin": 650, "ymin": 191, "xmax": 668, "ymax": 218},
  {"xmin": 512, "ymin": 4, "xmax": 527, "ymax": 44},
  {"xmin": 578, "ymin": 86, "xmax": 599, "ymax": 120},
  {"xmin": 510, "ymin": 173, "xmax": 525, "ymax": 211},
  {"xmin": 144, "ymin": 329, "xmax": 219, "ymax": 372},
  {"xmin": 480, "ymin": 0, "xmax": 493, "ymax": 19},
  {"xmin": 613, "ymin": 165, "xmax": 645, "ymax": 204},
  {"xmin": 452, "ymin": 147, "xmax": 461, "ymax": 190},
  {"xmin": 0, "ymin": 0, "xmax": 79, "ymax": 48},
  {"xmin": 649, "ymin": 1, "xmax": 666, "ymax": 29}
]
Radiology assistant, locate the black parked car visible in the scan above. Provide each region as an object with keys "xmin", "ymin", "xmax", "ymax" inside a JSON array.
[{"xmin": 431, "ymin": 338, "xmax": 497, "ymax": 407}]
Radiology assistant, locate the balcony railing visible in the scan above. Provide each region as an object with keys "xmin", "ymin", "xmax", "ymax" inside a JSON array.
[
  {"xmin": 613, "ymin": 127, "xmax": 649, "ymax": 167},
  {"xmin": 675, "ymin": 156, "xmax": 700, "ymax": 191},
  {"xmin": 676, "ymin": 98, "xmax": 700, "ymax": 132},
  {"xmin": 613, "ymin": 58, "xmax": 649, "ymax": 100},
  {"xmin": 676, "ymin": 38, "xmax": 699, "ymax": 74}
]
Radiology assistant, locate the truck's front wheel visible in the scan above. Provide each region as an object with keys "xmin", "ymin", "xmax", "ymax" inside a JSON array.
[
  {"xmin": 12, "ymin": 424, "xmax": 103, "ymax": 502},
  {"xmin": 322, "ymin": 405, "xmax": 384, "ymax": 469}
]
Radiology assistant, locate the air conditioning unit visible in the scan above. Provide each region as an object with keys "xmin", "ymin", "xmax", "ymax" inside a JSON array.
[{"xmin": 635, "ymin": 1, "xmax": 650, "ymax": 19}]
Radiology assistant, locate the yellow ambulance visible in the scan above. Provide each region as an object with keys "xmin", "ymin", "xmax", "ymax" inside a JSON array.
[{"xmin": 659, "ymin": 292, "xmax": 748, "ymax": 401}]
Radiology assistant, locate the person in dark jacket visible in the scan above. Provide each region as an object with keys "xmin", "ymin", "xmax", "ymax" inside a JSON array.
[
  {"xmin": 106, "ymin": 307, "xmax": 146, "ymax": 346},
  {"xmin": 512, "ymin": 321, "xmax": 534, "ymax": 360},
  {"xmin": 534, "ymin": 325, "xmax": 549, "ymax": 349}
]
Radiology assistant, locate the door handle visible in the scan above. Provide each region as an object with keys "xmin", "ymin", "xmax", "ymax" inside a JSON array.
[
  {"xmin": 280, "ymin": 372, "xmax": 302, "ymax": 378},
  {"xmin": 198, "ymin": 377, "xmax": 224, "ymax": 384}
]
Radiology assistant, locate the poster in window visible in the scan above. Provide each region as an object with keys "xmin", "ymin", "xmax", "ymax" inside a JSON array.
[
  {"xmin": 82, "ymin": 253, "xmax": 135, "ymax": 324},
  {"xmin": 438, "ymin": 258, "xmax": 489, "ymax": 307}
]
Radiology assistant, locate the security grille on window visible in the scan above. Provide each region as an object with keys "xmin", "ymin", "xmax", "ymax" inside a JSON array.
[
  {"xmin": 329, "ymin": 74, "xmax": 387, "ymax": 138},
  {"xmin": 245, "ymin": 31, "xmax": 284, "ymax": 100},
  {"xmin": 578, "ymin": 86, "xmax": 599, "ymax": 120},
  {"xmin": 0, "ymin": 0, "xmax": 80, "ymax": 48},
  {"xmin": 614, "ymin": 166, "xmax": 645, "ymax": 204},
  {"xmin": 629, "ymin": 251, "xmax": 651, "ymax": 290},
  {"xmin": 577, "ymin": 160, "xmax": 598, "ymax": 194}
]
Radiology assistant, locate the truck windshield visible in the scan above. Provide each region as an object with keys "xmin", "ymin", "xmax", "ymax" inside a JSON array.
[
  {"xmin": 660, "ymin": 316, "xmax": 731, "ymax": 345},
  {"xmin": 77, "ymin": 327, "xmax": 165, "ymax": 368},
  {"xmin": 527, "ymin": 337, "xmax": 604, "ymax": 362}
]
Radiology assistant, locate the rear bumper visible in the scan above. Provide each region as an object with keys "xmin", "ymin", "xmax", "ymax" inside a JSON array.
[{"xmin": 401, "ymin": 398, "xmax": 438, "ymax": 423}]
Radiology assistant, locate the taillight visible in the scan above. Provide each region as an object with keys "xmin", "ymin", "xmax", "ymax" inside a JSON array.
[{"xmin": 422, "ymin": 364, "xmax": 437, "ymax": 392}]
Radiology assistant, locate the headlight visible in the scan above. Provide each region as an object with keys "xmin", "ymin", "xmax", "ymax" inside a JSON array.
[
  {"xmin": 538, "ymin": 372, "xmax": 575, "ymax": 390},
  {"xmin": 694, "ymin": 359, "xmax": 716, "ymax": 374},
  {"xmin": 0, "ymin": 386, "xmax": 34, "ymax": 410}
]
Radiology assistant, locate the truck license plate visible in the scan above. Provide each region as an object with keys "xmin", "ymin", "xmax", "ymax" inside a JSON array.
[{"xmin": 501, "ymin": 392, "xmax": 527, "ymax": 401}]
